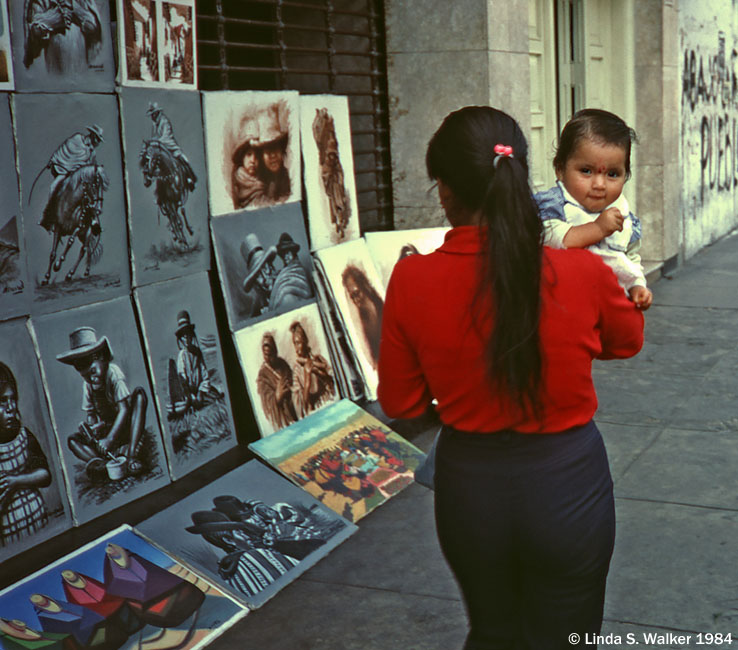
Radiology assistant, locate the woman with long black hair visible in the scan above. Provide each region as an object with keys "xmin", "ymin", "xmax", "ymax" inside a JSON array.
[{"xmin": 377, "ymin": 106, "xmax": 644, "ymax": 648}]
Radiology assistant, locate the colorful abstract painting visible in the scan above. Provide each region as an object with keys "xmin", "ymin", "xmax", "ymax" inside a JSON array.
[{"xmin": 0, "ymin": 525, "xmax": 247, "ymax": 650}]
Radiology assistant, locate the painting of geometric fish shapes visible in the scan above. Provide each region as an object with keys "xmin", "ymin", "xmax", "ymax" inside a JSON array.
[
  {"xmin": 0, "ymin": 318, "xmax": 72, "ymax": 564},
  {"xmin": 7, "ymin": 0, "xmax": 115, "ymax": 93},
  {"xmin": 120, "ymin": 87, "xmax": 209, "ymax": 287},
  {"xmin": 0, "ymin": 524, "xmax": 248, "ymax": 650},
  {"xmin": 211, "ymin": 203, "xmax": 314, "ymax": 331},
  {"xmin": 233, "ymin": 303, "xmax": 340, "ymax": 437},
  {"xmin": 13, "ymin": 93, "xmax": 130, "ymax": 314},
  {"xmin": 364, "ymin": 227, "xmax": 449, "ymax": 290},
  {"xmin": 202, "ymin": 90, "xmax": 301, "ymax": 217},
  {"xmin": 32, "ymin": 296, "xmax": 170, "ymax": 525},
  {"xmin": 0, "ymin": 94, "xmax": 29, "ymax": 319},
  {"xmin": 137, "ymin": 459, "xmax": 357, "ymax": 609},
  {"xmin": 313, "ymin": 238, "xmax": 385, "ymax": 400},
  {"xmin": 249, "ymin": 399, "xmax": 426, "ymax": 523},
  {"xmin": 134, "ymin": 272, "xmax": 237, "ymax": 480},
  {"xmin": 300, "ymin": 94, "xmax": 360, "ymax": 251},
  {"xmin": 117, "ymin": 0, "xmax": 198, "ymax": 90},
  {"xmin": 0, "ymin": 1, "xmax": 13, "ymax": 90}
]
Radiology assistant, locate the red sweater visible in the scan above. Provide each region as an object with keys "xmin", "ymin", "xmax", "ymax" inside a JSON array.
[{"xmin": 377, "ymin": 226, "xmax": 644, "ymax": 433}]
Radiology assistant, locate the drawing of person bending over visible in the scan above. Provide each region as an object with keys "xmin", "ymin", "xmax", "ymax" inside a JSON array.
[
  {"xmin": 56, "ymin": 327, "xmax": 147, "ymax": 482},
  {"xmin": 0, "ymin": 362, "xmax": 51, "ymax": 546}
]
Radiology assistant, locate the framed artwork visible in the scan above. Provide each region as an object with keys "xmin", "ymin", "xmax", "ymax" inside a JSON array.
[
  {"xmin": 8, "ymin": 0, "xmax": 115, "ymax": 93},
  {"xmin": 313, "ymin": 238, "xmax": 385, "ymax": 400},
  {"xmin": 364, "ymin": 227, "xmax": 449, "ymax": 289},
  {"xmin": 0, "ymin": 524, "xmax": 248, "ymax": 650},
  {"xmin": 119, "ymin": 87, "xmax": 209, "ymax": 287},
  {"xmin": 202, "ymin": 90, "xmax": 301, "ymax": 217},
  {"xmin": 134, "ymin": 272, "xmax": 237, "ymax": 480},
  {"xmin": 137, "ymin": 460, "xmax": 356, "ymax": 609},
  {"xmin": 233, "ymin": 303, "xmax": 339, "ymax": 437},
  {"xmin": 32, "ymin": 296, "xmax": 170, "ymax": 525},
  {"xmin": 0, "ymin": 318, "xmax": 71, "ymax": 564},
  {"xmin": 300, "ymin": 94, "xmax": 360, "ymax": 250},
  {"xmin": 249, "ymin": 399, "xmax": 425, "ymax": 523},
  {"xmin": 0, "ymin": 0, "xmax": 13, "ymax": 90},
  {"xmin": 117, "ymin": 0, "xmax": 197, "ymax": 90},
  {"xmin": 0, "ymin": 93, "xmax": 29, "ymax": 319},
  {"xmin": 211, "ymin": 203, "xmax": 314, "ymax": 331},
  {"xmin": 13, "ymin": 93, "xmax": 130, "ymax": 314}
]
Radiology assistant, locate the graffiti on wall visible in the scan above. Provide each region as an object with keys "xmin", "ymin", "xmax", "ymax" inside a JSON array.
[{"xmin": 682, "ymin": 32, "xmax": 738, "ymax": 204}]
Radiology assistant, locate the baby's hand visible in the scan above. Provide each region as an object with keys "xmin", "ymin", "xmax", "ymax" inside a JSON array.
[
  {"xmin": 629, "ymin": 285, "xmax": 653, "ymax": 310},
  {"xmin": 595, "ymin": 207, "xmax": 625, "ymax": 238}
]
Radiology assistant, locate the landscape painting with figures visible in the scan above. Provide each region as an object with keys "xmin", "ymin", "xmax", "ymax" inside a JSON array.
[{"xmin": 249, "ymin": 399, "xmax": 425, "ymax": 522}]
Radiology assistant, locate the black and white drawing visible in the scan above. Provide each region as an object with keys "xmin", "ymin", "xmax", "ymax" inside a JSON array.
[
  {"xmin": 300, "ymin": 95, "xmax": 360, "ymax": 250},
  {"xmin": 0, "ymin": 93, "xmax": 29, "ymax": 319},
  {"xmin": 8, "ymin": 0, "xmax": 115, "ymax": 92},
  {"xmin": 233, "ymin": 303, "xmax": 338, "ymax": 437},
  {"xmin": 211, "ymin": 203, "xmax": 314, "ymax": 331},
  {"xmin": 32, "ymin": 296, "xmax": 169, "ymax": 524},
  {"xmin": 202, "ymin": 90, "xmax": 300, "ymax": 217},
  {"xmin": 120, "ymin": 88, "xmax": 209, "ymax": 286},
  {"xmin": 135, "ymin": 272, "xmax": 237, "ymax": 479},
  {"xmin": 0, "ymin": 318, "xmax": 71, "ymax": 563},
  {"xmin": 137, "ymin": 459, "xmax": 356, "ymax": 608},
  {"xmin": 14, "ymin": 93, "xmax": 129, "ymax": 313}
]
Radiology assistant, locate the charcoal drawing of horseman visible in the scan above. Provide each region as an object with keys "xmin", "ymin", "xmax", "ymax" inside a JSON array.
[
  {"xmin": 33, "ymin": 124, "xmax": 109, "ymax": 285},
  {"xmin": 139, "ymin": 102, "xmax": 197, "ymax": 248}
]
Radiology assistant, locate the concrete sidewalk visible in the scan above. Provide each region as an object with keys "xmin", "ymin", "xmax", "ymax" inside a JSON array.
[{"xmin": 209, "ymin": 231, "xmax": 738, "ymax": 650}]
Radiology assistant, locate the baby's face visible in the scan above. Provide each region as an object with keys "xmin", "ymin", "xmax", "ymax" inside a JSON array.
[{"xmin": 556, "ymin": 138, "xmax": 627, "ymax": 213}]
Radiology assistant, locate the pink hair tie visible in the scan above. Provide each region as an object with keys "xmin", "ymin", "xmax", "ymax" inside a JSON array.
[{"xmin": 493, "ymin": 143, "xmax": 514, "ymax": 168}]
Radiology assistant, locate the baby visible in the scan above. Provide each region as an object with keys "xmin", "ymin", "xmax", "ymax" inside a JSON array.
[{"xmin": 535, "ymin": 108, "xmax": 653, "ymax": 310}]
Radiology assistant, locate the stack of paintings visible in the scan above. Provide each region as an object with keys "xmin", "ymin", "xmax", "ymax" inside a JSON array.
[
  {"xmin": 312, "ymin": 239, "xmax": 385, "ymax": 401},
  {"xmin": 134, "ymin": 272, "xmax": 237, "ymax": 479},
  {"xmin": 32, "ymin": 296, "xmax": 170, "ymax": 525},
  {"xmin": 136, "ymin": 459, "xmax": 357, "ymax": 608},
  {"xmin": 249, "ymin": 399, "xmax": 426, "ymax": 523},
  {"xmin": 0, "ymin": 524, "xmax": 248, "ymax": 650},
  {"xmin": 0, "ymin": 318, "xmax": 71, "ymax": 563}
]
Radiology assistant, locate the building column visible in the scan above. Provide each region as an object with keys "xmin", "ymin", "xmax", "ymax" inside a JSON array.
[{"xmin": 384, "ymin": 0, "xmax": 531, "ymax": 229}]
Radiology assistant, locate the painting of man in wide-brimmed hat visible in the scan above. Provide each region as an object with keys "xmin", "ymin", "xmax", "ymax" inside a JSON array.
[
  {"xmin": 56, "ymin": 326, "xmax": 147, "ymax": 482},
  {"xmin": 240, "ymin": 233, "xmax": 277, "ymax": 318}
]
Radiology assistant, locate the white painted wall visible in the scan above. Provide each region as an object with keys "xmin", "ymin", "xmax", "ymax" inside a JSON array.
[{"xmin": 680, "ymin": 1, "xmax": 738, "ymax": 257}]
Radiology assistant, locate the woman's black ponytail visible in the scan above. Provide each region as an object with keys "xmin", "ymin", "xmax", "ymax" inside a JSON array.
[{"xmin": 427, "ymin": 106, "xmax": 543, "ymax": 416}]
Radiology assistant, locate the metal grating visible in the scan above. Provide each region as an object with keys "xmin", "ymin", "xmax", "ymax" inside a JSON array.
[{"xmin": 196, "ymin": 0, "xmax": 394, "ymax": 231}]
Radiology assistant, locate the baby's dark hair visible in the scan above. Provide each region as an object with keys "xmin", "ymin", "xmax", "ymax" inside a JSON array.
[{"xmin": 553, "ymin": 108, "xmax": 638, "ymax": 178}]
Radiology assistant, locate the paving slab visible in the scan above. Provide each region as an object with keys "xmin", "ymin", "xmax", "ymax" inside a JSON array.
[
  {"xmin": 597, "ymin": 420, "xmax": 664, "ymax": 481},
  {"xmin": 606, "ymin": 499, "xmax": 738, "ymax": 635},
  {"xmin": 669, "ymin": 373, "xmax": 738, "ymax": 432},
  {"xmin": 643, "ymin": 305, "xmax": 738, "ymax": 342},
  {"xmin": 592, "ymin": 366, "xmax": 699, "ymax": 426},
  {"xmin": 615, "ymin": 427, "xmax": 738, "ymax": 509},
  {"xmin": 207, "ymin": 580, "xmax": 467, "ymax": 650}
]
